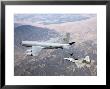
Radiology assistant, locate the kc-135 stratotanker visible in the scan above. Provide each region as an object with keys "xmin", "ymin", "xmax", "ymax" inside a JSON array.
[{"xmin": 21, "ymin": 33, "xmax": 91, "ymax": 64}]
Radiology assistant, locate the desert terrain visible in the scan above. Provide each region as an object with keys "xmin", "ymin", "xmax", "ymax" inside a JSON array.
[{"xmin": 14, "ymin": 14, "xmax": 97, "ymax": 76}]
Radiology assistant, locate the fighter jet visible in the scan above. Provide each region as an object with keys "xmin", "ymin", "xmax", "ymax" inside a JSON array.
[
  {"xmin": 21, "ymin": 33, "xmax": 75, "ymax": 56},
  {"xmin": 64, "ymin": 56, "xmax": 91, "ymax": 64},
  {"xmin": 64, "ymin": 56, "xmax": 91, "ymax": 68}
]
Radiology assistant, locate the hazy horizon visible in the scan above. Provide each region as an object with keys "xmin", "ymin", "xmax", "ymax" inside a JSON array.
[{"xmin": 14, "ymin": 14, "xmax": 96, "ymax": 25}]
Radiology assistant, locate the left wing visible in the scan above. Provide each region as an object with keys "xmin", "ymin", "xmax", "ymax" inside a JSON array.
[{"xmin": 26, "ymin": 46, "xmax": 44, "ymax": 56}]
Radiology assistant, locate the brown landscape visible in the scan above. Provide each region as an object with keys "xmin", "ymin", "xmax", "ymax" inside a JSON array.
[{"xmin": 14, "ymin": 15, "xmax": 97, "ymax": 76}]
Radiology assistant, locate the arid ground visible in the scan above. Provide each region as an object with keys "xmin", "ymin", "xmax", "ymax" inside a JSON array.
[{"xmin": 14, "ymin": 14, "xmax": 97, "ymax": 76}]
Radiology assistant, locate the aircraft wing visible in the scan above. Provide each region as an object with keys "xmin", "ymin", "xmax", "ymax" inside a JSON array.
[{"xmin": 31, "ymin": 46, "xmax": 44, "ymax": 56}]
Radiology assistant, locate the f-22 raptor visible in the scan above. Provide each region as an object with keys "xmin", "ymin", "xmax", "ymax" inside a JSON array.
[{"xmin": 21, "ymin": 33, "xmax": 75, "ymax": 56}]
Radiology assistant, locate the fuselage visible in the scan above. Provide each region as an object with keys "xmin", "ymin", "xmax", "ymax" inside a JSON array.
[{"xmin": 22, "ymin": 41, "xmax": 69, "ymax": 48}]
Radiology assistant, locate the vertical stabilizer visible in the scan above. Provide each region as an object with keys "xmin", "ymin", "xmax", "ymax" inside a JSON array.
[{"xmin": 62, "ymin": 32, "xmax": 70, "ymax": 44}]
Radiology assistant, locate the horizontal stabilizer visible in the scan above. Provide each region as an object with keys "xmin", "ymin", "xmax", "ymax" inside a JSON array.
[{"xmin": 69, "ymin": 42, "xmax": 75, "ymax": 45}]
